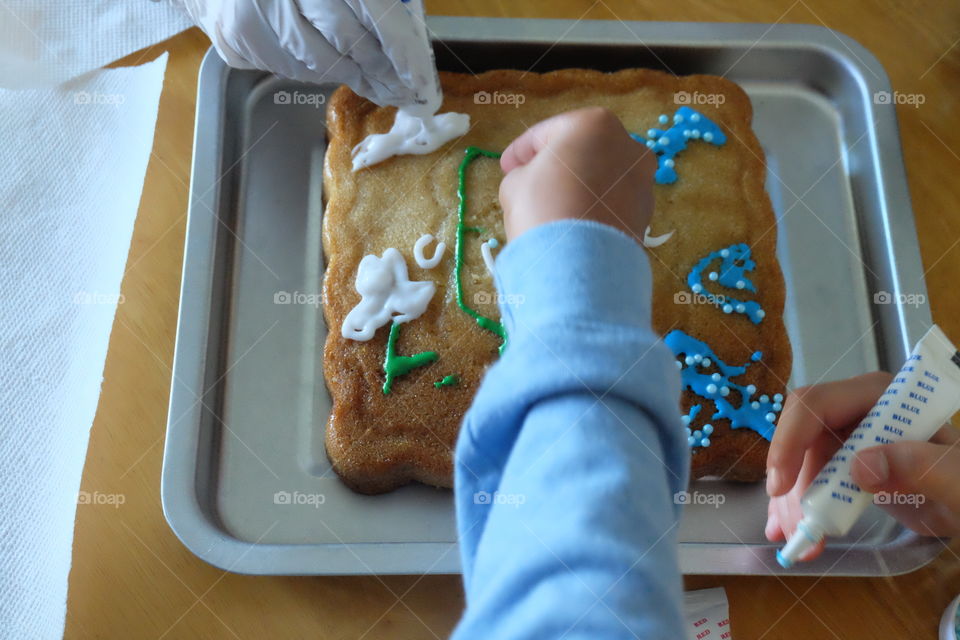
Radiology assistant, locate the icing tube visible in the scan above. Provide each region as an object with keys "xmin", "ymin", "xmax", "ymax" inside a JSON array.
[{"xmin": 777, "ymin": 324, "xmax": 960, "ymax": 568}]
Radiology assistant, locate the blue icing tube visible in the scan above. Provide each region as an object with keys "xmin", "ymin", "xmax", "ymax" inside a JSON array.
[
  {"xmin": 631, "ymin": 106, "xmax": 726, "ymax": 184},
  {"xmin": 666, "ymin": 329, "xmax": 782, "ymax": 441},
  {"xmin": 687, "ymin": 243, "xmax": 766, "ymax": 324}
]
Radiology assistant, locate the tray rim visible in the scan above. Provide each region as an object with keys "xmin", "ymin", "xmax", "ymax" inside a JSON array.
[{"xmin": 161, "ymin": 17, "xmax": 937, "ymax": 576}]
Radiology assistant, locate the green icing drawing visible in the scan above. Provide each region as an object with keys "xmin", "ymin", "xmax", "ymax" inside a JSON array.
[
  {"xmin": 456, "ymin": 146, "xmax": 508, "ymax": 354},
  {"xmin": 434, "ymin": 374, "xmax": 459, "ymax": 388},
  {"xmin": 382, "ymin": 320, "xmax": 438, "ymax": 394}
]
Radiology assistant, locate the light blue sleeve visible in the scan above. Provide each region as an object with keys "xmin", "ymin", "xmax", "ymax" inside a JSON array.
[{"xmin": 452, "ymin": 219, "xmax": 690, "ymax": 639}]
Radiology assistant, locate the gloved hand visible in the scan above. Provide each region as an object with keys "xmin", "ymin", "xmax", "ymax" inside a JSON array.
[{"xmin": 179, "ymin": 0, "xmax": 436, "ymax": 107}]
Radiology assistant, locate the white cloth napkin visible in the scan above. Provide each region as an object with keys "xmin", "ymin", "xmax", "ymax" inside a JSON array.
[
  {"xmin": 0, "ymin": 53, "xmax": 169, "ymax": 640},
  {"xmin": 0, "ymin": 1, "xmax": 191, "ymax": 88}
]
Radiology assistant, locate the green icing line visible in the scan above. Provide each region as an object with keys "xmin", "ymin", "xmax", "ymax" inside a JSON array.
[
  {"xmin": 382, "ymin": 320, "xmax": 438, "ymax": 394},
  {"xmin": 456, "ymin": 146, "xmax": 508, "ymax": 354},
  {"xmin": 434, "ymin": 374, "xmax": 459, "ymax": 388}
]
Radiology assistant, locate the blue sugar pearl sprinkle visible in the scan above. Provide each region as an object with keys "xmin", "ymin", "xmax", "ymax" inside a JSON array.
[
  {"xmin": 647, "ymin": 128, "xmax": 659, "ymax": 138},
  {"xmin": 774, "ymin": 393, "xmax": 784, "ymax": 403},
  {"xmin": 751, "ymin": 401, "xmax": 760, "ymax": 410},
  {"xmin": 773, "ymin": 402, "xmax": 783, "ymax": 411},
  {"xmin": 681, "ymin": 415, "xmax": 691, "ymax": 425},
  {"xmin": 674, "ymin": 113, "xmax": 684, "ymax": 124},
  {"xmin": 690, "ymin": 113, "xmax": 701, "ymax": 122},
  {"xmin": 688, "ymin": 435, "xmax": 696, "ymax": 446},
  {"xmin": 692, "ymin": 283, "xmax": 703, "ymax": 293},
  {"xmin": 658, "ymin": 114, "xmax": 669, "ymax": 124},
  {"xmin": 736, "ymin": 304, "xmax": 746, "ymax": 313},
  {"xmin": 722, "ymin": 304, "xmax": 733, "ymax": 314},
  {"xmin": 694, "ymin": 354, "xmax": 703, "ymax": 363},
  {"xmin": 766, "ymin": 412, "xmax": 776, "ymax": 422},
  {"xmin": 703, "ymin": 424, "xmax": 714, "ymax": 435},
  {"xmin": 711, "ymin": 373, "xmax": 722, "ymax": 382},
  {"xmin": 702, "ymin": 358, "xmax": 711, "ymax": 367},
  {"xmin": 736, "ymin": 280, "xmax": 746, "ymax": 289},
  {"xmin": 760, "ymin": 395, "xmax": 769, "ymax": 403},
  {"xmin": 746, "ymin": 384, "xmax": 757, "ymax": 395},
  {"xmin": 700, "ymin": 438, "xmax": 710, "ymax": 447},
  {"xmin": 703, "ymin": 132, "xmax": 714, "ymax": 142},
  {"xmin": 664, "ymin": 158, "xmax": 675, "ymax": 168},
  {"xmin": 488, "ymin": 238, "xmax": 499, "ymax": 249},
  {"xmin": 685, "ymin": 356, "xmax": 695, "ymax": 366},
  {"xmin": 706, "ymin": 383, "xmax": 718, "ymax": 394},
  {"xmin": 658, "ymin": 136, "xmax": 671, "ymax": 146},
  {"xmin": 675, "ymin": 361, "xmax": 683, "ymax": 369},
  {"xmin": 708, "ymin": 272, "xmax": 719, "ymax": 281},
  {"xmin": 720, "ymin": 386, "xmax": 730, "ymax": 396},
  {"xmin": 720, "ymin": 249, "xmax": 729, "ymax": 258},
  {"xmin": 646, "ymin": 140, "xmax": 655, "ymax": 148},
  {"xmin": 693, "ymin": 430, "xmax": 703, "ymax": 440}
]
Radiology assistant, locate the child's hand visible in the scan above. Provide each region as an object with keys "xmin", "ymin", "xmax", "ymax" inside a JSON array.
[
  {"xmin": 765, "ymin": 372, "xmax": 960, "ymax": 561},
  {"xmin": 498, "ymin": 107, "xmax": 656, "ymax": 243}
]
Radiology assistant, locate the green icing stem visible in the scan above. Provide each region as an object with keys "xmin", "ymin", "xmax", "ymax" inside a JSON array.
[
  {"xmin": 434, "ymin": 374, "xmax": 459, "ymax": 388},
  {"xmin": 456, "ymin": 147, "xmax": 508, "ymax": 354},
  {"xmin": 383, "ymin": 320, "xmax": 438, "ymax": 394}
]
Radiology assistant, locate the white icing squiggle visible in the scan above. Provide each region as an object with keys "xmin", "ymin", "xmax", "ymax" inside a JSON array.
[
  {"xmin": 351, "ymin": 108, "xmax": 470, "ymax": 171},
  {"xmin": 341, "ymin": 248, "xmax": 435, "ymax": 341},
  {"xmin": 413, "ymin": 234, "xmax": 446, "ymax": 269},
  {"xmin": 643, "ymin": 226, "xmax": 675, "ymax": 248},
  {"xmin": 480, "ymin": 238, "xmax": 499, "ymax": 276}
]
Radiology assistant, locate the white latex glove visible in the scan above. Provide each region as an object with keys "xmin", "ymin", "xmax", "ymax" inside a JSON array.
[{"xmin": 179, "ymin": 0, "xmax": 439, "ymax": 108}]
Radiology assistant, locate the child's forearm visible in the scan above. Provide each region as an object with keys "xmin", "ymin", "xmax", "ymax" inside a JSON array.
[{"xmin": 453, "ymin": 219, "xmax": 689, "ymax": 639}]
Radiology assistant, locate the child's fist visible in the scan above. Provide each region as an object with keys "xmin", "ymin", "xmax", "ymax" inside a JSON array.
[{"xmin": 498, "ymin": 108, "xmax": 656, "ymax": 243}]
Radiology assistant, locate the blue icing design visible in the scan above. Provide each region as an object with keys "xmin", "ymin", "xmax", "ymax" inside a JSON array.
[
  {"xmin": 681, "ymin": 404, "xmax": 713, "ymax": 449},
  {"xmin": 666, "ymin": 329, "xmax": 783, "ymax": 441},
  {"xmin": 629, "ymin": 106, "xmax": 726, "ymax": 184},
  {"xmin": 687, "ymin": 243, "xmax": 766, "ymax": 324}
]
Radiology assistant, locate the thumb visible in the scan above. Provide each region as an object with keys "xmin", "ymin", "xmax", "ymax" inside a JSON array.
[{"xmin": 851, "ymin": 442, "xmax": 960, "ymax": 513}]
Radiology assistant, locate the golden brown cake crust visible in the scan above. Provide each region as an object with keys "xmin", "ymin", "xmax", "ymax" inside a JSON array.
[{"xmin": 323, "ymin": 68, "xmax": 792, "ymax": 493}]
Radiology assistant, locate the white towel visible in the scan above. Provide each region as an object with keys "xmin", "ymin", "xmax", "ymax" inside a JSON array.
[{"xmin": 0, "ymin": 53, "xmax": 170, "ymax": 640}]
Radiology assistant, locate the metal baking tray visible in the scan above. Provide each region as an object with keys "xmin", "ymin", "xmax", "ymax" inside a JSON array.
[{"xmin": 162, "ymin": 18, "xmax": 940, "ymax": 576}]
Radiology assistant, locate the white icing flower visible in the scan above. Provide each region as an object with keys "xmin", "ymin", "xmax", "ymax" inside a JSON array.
[{"xmin": 341, "ymin": 248, "xmax": 435, "ymax": 341}]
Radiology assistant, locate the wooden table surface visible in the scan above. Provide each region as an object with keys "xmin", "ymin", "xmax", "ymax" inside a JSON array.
[{"xmin": 67, "ymin": 1, "xmax": 960, "ymax": 638}]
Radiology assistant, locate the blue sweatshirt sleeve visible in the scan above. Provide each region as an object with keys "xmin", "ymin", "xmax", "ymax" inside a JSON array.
[{"xmin": 452, "ymin": 219, "xmax": 690, "ymax": 640}]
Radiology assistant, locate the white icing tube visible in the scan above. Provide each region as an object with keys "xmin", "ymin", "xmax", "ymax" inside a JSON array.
[
  {"xmin": 413, "ymin": 233, "xmax": 445, "ymax": 269},
  {"xmin": 777, "ymin": 324, "xmax": 960, "ymax": 568},
  {"xmin": 350, "ymin": 0, "xmax": 470, "ymax": 170},
  {"xmin": 341, "ymin": 247, "xmax": 435, "ymax": 341},
  {"xmin": 643, "ymin": 226, "xmax": 674, "ymax": 248}
]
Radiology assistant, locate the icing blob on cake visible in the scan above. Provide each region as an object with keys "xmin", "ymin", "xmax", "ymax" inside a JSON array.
[
  {"xmin": 342, "ymin": 247, "xmax": 436, "ymax": 341},
  {"xmin": 631, "ymin": 106, "xmax": 726, "ymax": 184},
  {"xmin": 687, "ymin": 243, "xmax": 766, "ymax": 324},
  {"xmin": 352, "ymin": 108, "xmax": 470, "ymax": 171},
  {"xmin": 666, "ymin": 329, "xmax": 783, "ymax": 442}
]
